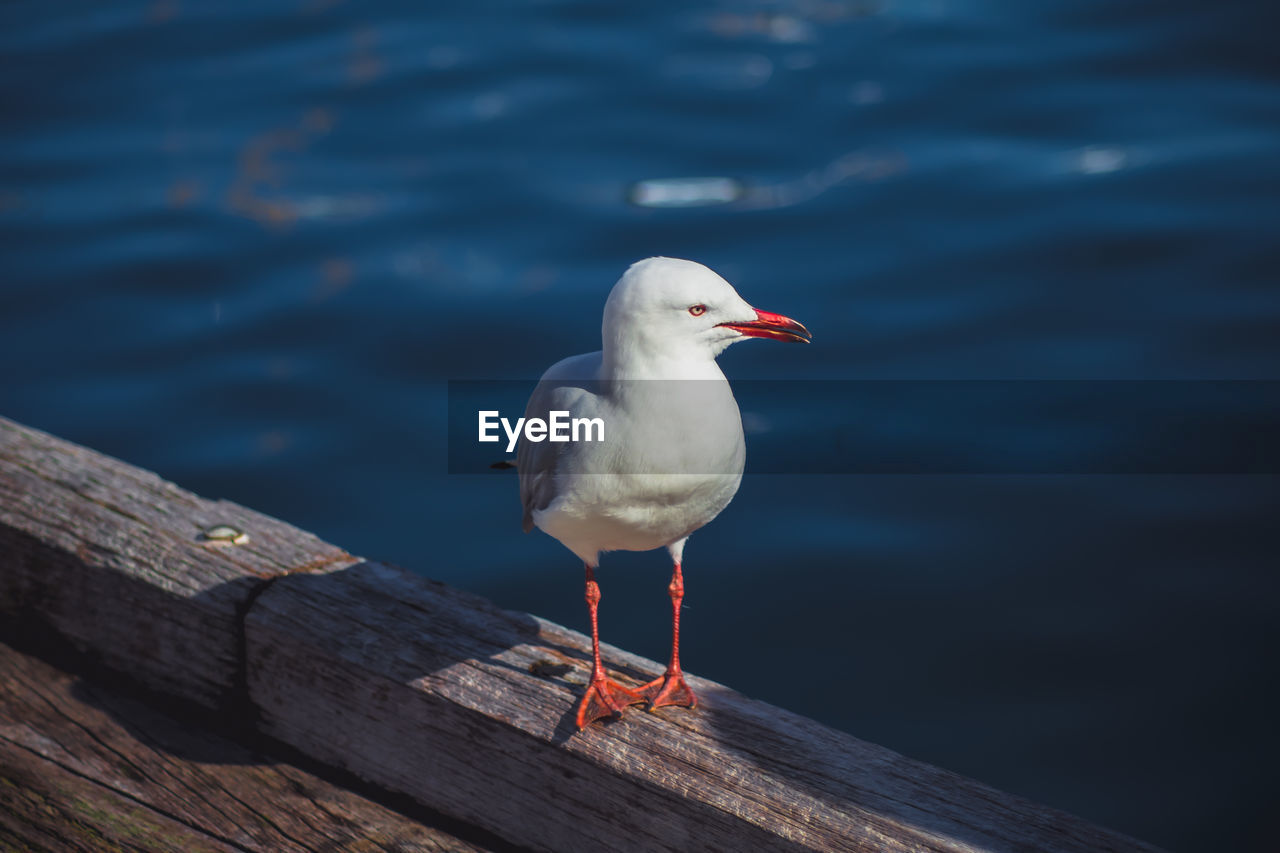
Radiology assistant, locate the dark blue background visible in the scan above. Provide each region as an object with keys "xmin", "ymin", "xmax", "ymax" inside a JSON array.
[{"xmin": 3, "ymin": 1, "xmax": 1277, "ymax": 849}]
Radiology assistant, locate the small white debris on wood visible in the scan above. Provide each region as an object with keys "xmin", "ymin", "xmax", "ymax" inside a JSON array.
[{"xmin": 201, "ymin": 525, "xmax": 249, "ymax": 546}]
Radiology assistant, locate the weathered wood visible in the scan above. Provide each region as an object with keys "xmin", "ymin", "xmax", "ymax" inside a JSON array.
[
  {"xmin": 248, "ymin": 563, "xmax": 1163, "ymax": 853},
  {"xmin": 0, "ymin": 416, "xmax": 1166, "ymax": 852},
  {"xmin": 0, "ymin": 416, "xmax": 358, "ymax": 709},
  {"xmin": 2, "ymin": 751, "xmax": 234, "ymax": 853},
  {"xmin": 0, "ymin": 639, "xmax": 493, "ymax": 853}
]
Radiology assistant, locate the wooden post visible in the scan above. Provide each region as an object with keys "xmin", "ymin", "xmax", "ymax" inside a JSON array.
[{"xmin": 0, "ymin": 416, "xmax": 1164, "ymax": 852}]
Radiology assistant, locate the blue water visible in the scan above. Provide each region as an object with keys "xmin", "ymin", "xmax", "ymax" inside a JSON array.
[{"xmin": 3, "ymin": 1, "xmax": 1278, "ymax": 849}]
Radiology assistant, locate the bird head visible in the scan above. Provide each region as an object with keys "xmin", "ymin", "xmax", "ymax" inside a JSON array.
[{"xmin": 602, "ymin": 258, "xmax": 810, "ymax": 366}]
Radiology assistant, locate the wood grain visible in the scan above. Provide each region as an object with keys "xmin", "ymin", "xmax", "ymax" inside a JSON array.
[
  {"xmin": 0, "ymin": 416, "xmax": 1166, "ymax": 852},
  {"xmin": 0, "ymin": 639, "xmax": 492, "ymax": 852},
  {"xmin": 0, "ymin": 415, "xmax": 358, "ymax": 710},
  {"xmin": 248, "ymin": 562, "xmax": 1164, "ymax": 853}
]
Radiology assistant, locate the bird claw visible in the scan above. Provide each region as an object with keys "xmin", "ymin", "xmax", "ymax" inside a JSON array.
[
  {"xmin": 641, "ymin": 671, "xmax": 698, "ymax": 711},
  {"xmin": 575, "ymin": 676, "xmax": 645, "ymax": 728}
]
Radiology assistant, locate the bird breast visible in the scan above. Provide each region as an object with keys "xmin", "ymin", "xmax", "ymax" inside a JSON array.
[{"xmin": 535, "ymin": 377, "xmax": 746, "ymax": 554}]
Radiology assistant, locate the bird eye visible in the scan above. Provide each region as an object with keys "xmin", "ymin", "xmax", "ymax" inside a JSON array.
[{"xmin": 688, "ymin": 304, "xmax": 707, "ymax": 316}]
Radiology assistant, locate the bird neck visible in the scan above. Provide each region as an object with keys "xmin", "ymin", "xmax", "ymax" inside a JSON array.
[{"xmin": 601, "ymin": 338, "xmax": 725, "ymax": 381}]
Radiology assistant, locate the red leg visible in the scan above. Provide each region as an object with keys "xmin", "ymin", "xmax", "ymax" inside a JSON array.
[
  {"xmin": 576, "ymin": 564, "xmax": 644, "ymax": 728},
  {"xmin": 641, "ymin": 561, "xmax": 697, "ymax": 711}
]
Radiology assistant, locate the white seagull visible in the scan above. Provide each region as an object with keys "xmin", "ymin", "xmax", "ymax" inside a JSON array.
[{"xmin": 517, "ymin": 257, "xmax": 810, "ymax": 727}]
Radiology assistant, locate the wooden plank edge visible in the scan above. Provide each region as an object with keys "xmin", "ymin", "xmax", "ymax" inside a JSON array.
[{"xmin": 245, "ymin": 560, "xmax": 1166, "ymax": 853}]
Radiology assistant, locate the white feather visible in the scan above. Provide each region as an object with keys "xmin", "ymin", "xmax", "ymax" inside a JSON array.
[{"xmin": 517, "ymin": 258, "xmax": 762, "ymax": 567}]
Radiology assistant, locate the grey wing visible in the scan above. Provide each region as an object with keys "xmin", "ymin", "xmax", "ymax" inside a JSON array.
[
  {"xmin": 517, "ymin": 380, "xmax": 563, "ymax": 532},
  {"xmin": 517, "ymin": 354, "xmax": 601, "ymax": 533}
]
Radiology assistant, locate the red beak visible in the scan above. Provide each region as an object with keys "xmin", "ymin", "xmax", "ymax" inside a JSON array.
[{"xmin": 717, "ymin": 308, "xmax": 811, "ymax": 343}]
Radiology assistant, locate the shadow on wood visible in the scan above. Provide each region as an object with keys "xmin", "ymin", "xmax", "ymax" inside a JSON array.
[
  {"xmin": 0, "ymin": 635, "xmax": 504, "ymax": 852},
  {"xmin": 241, "ymin": 560, "xmax": 1163, "ymax": 853}
]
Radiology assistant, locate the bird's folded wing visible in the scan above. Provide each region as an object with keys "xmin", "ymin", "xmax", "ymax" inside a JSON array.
[{"xmin": 517, "ymin": 356, "xmax": 601, "ymax": 533}]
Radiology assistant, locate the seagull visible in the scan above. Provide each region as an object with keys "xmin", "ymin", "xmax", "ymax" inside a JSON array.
[{"xmin": 517, "ymin": 257, "xmax": 810, "ymax": 728}]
